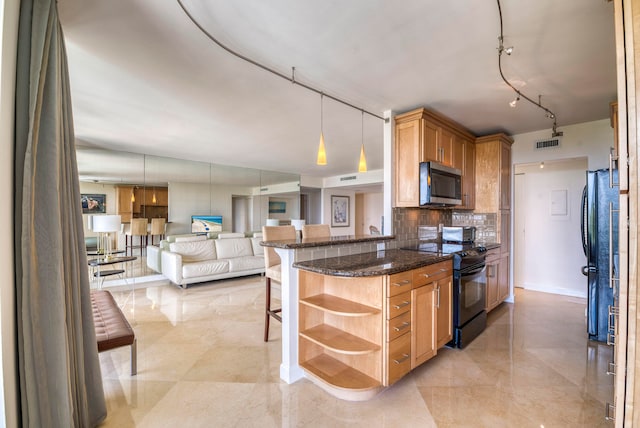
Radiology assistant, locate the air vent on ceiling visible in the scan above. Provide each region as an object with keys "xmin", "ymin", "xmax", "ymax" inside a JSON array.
[
  {"xmin": 534, "ymin": 138, "xmax": 561, "ymax": 150},
  {"xmin": 340, "ymin": 175, "xmax": 357, "ymax": 181}
]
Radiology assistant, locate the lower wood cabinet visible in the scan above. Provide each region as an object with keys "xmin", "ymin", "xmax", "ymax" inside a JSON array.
[
  {"xmin": 485, "ymin": 249, "xmax": 509, "ymax": 312},
  {"xmin": 298, "ymin": 260, "xmax": 453, "ymax": 400},
  {"xmin": 411, "ymin": 282, "xmax": 437, "ymax": 368}
]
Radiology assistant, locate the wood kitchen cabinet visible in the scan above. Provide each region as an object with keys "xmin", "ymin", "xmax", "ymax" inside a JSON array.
[
  {"xmin": 298, "ymin": 260, "xmax": 453, "ymax": 396},
  {"xmin": 475, "ymin": 133, "xmax": 513, "ymax": 255},
  {"xmin": 394, "ymin": 108, "xmax": 475, "ymax": 207},
  {"xmin": 411, "ymin": 260, "xmax": 452, "ymax": 369},
  {"xmin": 458, "ymin": 137, "xmax": 476, "ymax": 210},
  {"xmin": 116, "ymin": 185, "xmax": 133, "ymax": 223},
  {"xmin": 485, "ymin": 248, "xmax": 509, "ymax": 312}
]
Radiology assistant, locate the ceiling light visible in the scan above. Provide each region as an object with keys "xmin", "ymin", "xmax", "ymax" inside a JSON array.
[
  {"xmin": 540, "ymin": 162, "xmax": 544, "ymax": 169},
  {"xmin": 131, "ymin": 188, "xmax": 135, "ymax": 203},
  {"xmin": 358, "ymin": 111, "xmax": 367, "ymax": 172},
  {"xmin": 509, "ymin": 95, "xmax": 520, "ymax": 108},
  {"xmin": 317, "ymin": 94, "xmax": 327, "ymax": 165},
  {"xmin": 504, "ymin": 46, "xmax": 513, "ymax": 55},
  {"xmin": 152, "ymin": 188, "xmax": 157, "ymax": 204}
]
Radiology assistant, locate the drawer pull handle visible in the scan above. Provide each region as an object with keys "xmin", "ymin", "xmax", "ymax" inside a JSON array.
[
  {"xmin": 393, "ymin": 280, "xmax": 410, "ymax": 287},
  {"xmin": 421, "ymin": 273, "xmax": 431, "ymax": 278},
  {"xmin": 393, "ymin": 301, "xmax": 410, "ymax": 309},
  {"xmin": 393, "ymin": 353, "xmax": 410, "ymax": 364},
  {"xmin": 394, "ymin": 322, "xmax": 410, "ymax": 332}
]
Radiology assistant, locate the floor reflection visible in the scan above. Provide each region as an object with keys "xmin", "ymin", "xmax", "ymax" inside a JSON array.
[{"xmin": 98, "ymin": 282, "xmax": 613, "ymax": 427}]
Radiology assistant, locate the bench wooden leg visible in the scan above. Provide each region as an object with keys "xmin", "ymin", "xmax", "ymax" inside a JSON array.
[{"xmin": 131, "ymin": 338, "xmax": 137, "ymax": 376}]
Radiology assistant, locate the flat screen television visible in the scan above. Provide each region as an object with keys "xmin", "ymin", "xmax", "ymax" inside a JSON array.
[{"xmin": 191, "ymin": 215, "xmax": 223, "ymax": 234}]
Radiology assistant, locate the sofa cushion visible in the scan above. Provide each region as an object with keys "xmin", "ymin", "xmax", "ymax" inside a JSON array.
[
  {"xmin": 217, "ymin": 232, "xmax": 245, "ymax": 239},
  {"xmin": 170, "ymin": 239, "xmax": 216, "ymax": 263},
  {"xmin": 174, "ymin": 235, "xmax": 207, "ymax": 243},
  {"xmin": 214, "ymin": 238, "xmax": 253, "ymax": 259},
  {"xmin": 250, "ymin": 237, "xmax": 264, "ymax": 256},
  {"xmin": 228, "ymin": 256, "xmax": 264, "ymax": 272},
  {"xmin": 182, "ymin": 259, "xmax": 229, "ymax": 278}
]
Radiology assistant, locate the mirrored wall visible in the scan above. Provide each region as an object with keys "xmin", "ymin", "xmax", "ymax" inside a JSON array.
[{"xmin": 76, "ymin": 146, "xmax": 301, "ymax": 237}]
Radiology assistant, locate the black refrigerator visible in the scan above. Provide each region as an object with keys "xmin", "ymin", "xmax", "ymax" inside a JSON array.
[{"xmin": 581, "ymin": 168, "xmax": 619, "ymax": 342}]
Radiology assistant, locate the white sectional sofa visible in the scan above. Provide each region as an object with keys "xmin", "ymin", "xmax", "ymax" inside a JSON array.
[{"xmin": 160, "ymin": 235, "xmax": 265, "ymax": 287}]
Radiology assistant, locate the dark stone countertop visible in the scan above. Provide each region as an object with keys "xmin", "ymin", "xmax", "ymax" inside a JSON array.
[
  {"xmin": 293, "ymin": 249, "xmax": 452, "ymax": 277},
  {"xmin": 260, "ymin": 234, "xmax": 395, "ymax": 249}
]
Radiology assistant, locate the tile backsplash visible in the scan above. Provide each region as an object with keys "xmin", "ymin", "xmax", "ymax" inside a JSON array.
[
  {"xmin": 392, "ymin": 208, "xmax": 498, "ymax": 246},
  {"xmin": 452, "ymin": 212, "xmax": 497, "ymax": 243}
]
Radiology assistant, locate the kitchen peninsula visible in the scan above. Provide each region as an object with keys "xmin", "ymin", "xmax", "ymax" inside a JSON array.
[{"xmin": 261, "ymin": 234, "xmax": 455, "ymax": 401}]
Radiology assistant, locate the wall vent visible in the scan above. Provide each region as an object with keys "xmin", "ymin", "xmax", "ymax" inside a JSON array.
[
  {"xmin": 534, "ymin": 138, "xmax": 561, "ymax": 150},
  {"xmin": 340, "ymin": 175, "xmax": 357, "ymax": 181}
]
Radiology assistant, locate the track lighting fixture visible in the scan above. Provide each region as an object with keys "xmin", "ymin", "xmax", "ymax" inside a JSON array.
[
  {"xmin": 177, "ymin": 0, "xmax": 388, "ymax": 171},
  {"xmin": 540, "ymin": 162, "xmax": 544, "ymax": 169},
  {"xmin": 509, "ymin": 95, "xmax": 520, "ymax": 108},
  {"xmin": 496, "ymin": 0, "xmax": 562, "ymax": 139}
]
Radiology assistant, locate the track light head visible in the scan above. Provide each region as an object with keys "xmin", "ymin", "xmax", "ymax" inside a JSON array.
[
  {"xmin": 509, "ymin": 95, "xmax": 520, "ymax": 108},
  {"xmin": 504, "ymin": 46, "xmax": 513, "ymax": 55}
]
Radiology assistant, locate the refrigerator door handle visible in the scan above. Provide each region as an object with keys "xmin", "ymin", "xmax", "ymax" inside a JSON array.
[
  {"xmin": 582, "ymin": 265, "xmax": 597, "ymax": 276},
  {"xmin": 581, "ymin": 186, "xmax": 588, "ymax": 257}
]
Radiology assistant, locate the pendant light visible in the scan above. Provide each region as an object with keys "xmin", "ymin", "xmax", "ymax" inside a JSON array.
[
  {"xmin": 317, "ymin": 94, "xmax": 327, "ymax": 165},
  {"xmin": 152, "ymin": 186, "xmax": 157, "ymax": 204},
  {"xmin": 131, "ymin": 187, "xmax": 135, "ymax": 203},
  {"xmin": 358, "ymin": 110, "xmax": 367, "ymax": 172}
]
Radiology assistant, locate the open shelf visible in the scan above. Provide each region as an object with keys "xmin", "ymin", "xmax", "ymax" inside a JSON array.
[
  {"xmin": 301, "ymin": 324, "xmax": 381, "ymax": 355},
  {"xmin": 300, "ymin": 294, "xmax": 380, "ymax": 317},
  {"xmin": 301, "ymin": 353, "xmax": 381, "ymax": 398}
]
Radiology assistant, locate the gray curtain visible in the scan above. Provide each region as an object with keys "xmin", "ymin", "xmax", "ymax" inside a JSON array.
[{"xmin": 14, "ymin": 0, "xmax": 107, "ymax": 426}]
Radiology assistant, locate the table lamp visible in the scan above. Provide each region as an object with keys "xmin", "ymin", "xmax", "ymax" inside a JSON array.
[{"xmin": 92, "ymin": 215, "xmax": 122, "ymax": 259}]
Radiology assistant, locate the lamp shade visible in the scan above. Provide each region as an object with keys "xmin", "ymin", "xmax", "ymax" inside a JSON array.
[
  {"xmin": 290, "ymin": 219, "xmax": 306, "ymax": 231},
  {"xmin": 92, "ymin": 215, "xmax": 122, "ymax": 233}
]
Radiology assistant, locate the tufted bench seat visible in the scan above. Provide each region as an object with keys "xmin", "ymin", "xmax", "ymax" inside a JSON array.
[{"xmin": 91, "ymin": 290, "xmax": 137, "ymax": 375}]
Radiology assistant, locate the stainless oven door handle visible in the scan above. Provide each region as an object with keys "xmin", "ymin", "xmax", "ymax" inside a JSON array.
[{"xmin": 461, "ymin": 265, "xmax": 487, "ymax": 277}]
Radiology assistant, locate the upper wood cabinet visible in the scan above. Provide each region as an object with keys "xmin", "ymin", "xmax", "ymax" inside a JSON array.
[
  {"xmin": 458, "ymin": 137, "xmax": 475, "ymax": 210},
  {"xmin": 116, "ymin": 185, "xmax": 133, "ymax": 223},
  {"xmin": 394, "ymin": 108, "xmax": 475, "ymax": 207},
  {"xmin": 474, "ymin": 133, "xmax": 513, "ymax": 212}
]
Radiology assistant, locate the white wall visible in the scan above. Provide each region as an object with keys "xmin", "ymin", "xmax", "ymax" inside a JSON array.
[
  {"xmin": 514, "ymin": 161, "xmax": 588, "ymax": 297},
  {"xmin": 511, "ymin": 118, "xmax": 612, "ymax": 298},
  {"xmin": 512, "ymin": 119, "xmax": 614, "ymax": 170},
  {"xmin": 0, "ymin": 1, "xmax": 19, "ymax": 426}
]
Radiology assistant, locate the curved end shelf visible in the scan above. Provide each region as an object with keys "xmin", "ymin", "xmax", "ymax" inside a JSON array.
[
  {"xmin": 301, "ymin": 324, "xmax": 381, "ymax": 355},
  {"xmin": 301, "ymin": 354, "xmax": 383, "ymax": 401},
  {"xmin": 300, "ymin": 294, "xmax": 381, "ymax": 317}
]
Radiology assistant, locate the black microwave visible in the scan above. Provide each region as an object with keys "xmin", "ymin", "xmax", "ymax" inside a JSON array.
[{"xmin": 419, "ymin": 161, "xmax": 462, "ymax": 206}]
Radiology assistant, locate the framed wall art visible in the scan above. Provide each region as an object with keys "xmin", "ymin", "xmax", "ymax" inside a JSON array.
[
  {"xmin": 331, "ymin": 195, "xmax": 349, "ymax": 227},
  {"xmin": 81, "ymin": 194, "xmax": 106, "ymax": 214}
]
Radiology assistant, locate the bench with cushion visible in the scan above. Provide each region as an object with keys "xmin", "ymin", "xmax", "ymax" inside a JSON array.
[{"xmin": 91, "ymin": 290, "xmax": 137, "ymax": 375}]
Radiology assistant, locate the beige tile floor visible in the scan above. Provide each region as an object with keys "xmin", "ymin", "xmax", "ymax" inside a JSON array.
[{"xmin": 98, "ymin": 277, "xmax": 613, "ymax": 427}]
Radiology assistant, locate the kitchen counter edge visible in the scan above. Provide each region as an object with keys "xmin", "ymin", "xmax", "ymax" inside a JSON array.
[
  {"xmin": 260, "ymin": 234, "xmax": 395, "ymax": 249},
  {"xmin": 293, "ymin": 249, "xmax": 453, "ymax": 277}
]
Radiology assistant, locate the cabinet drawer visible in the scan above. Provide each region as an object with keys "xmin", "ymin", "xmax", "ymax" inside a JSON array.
[
  {"xmin": 413, "ymin": 261, "xmax": 452, "ymax": 288},
  {"xmin": 387, "ymin": 311, "xmax": 411, "ymax": 341},
  {"xmin": 387, "ymin": 332, "xmax": 411, "ymax": 385},
  {"xmin": 387, "ymin": 291, "xmax": 411, "ymax": 319},
  {"xmin": 387, "ymin": 271, "xmax": 413, "ymax": 297}
]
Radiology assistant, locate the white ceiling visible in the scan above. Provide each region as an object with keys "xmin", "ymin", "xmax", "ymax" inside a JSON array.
[{"xmin": 58, "ymin": 0, "xmax": 617, "ymax": 179}]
